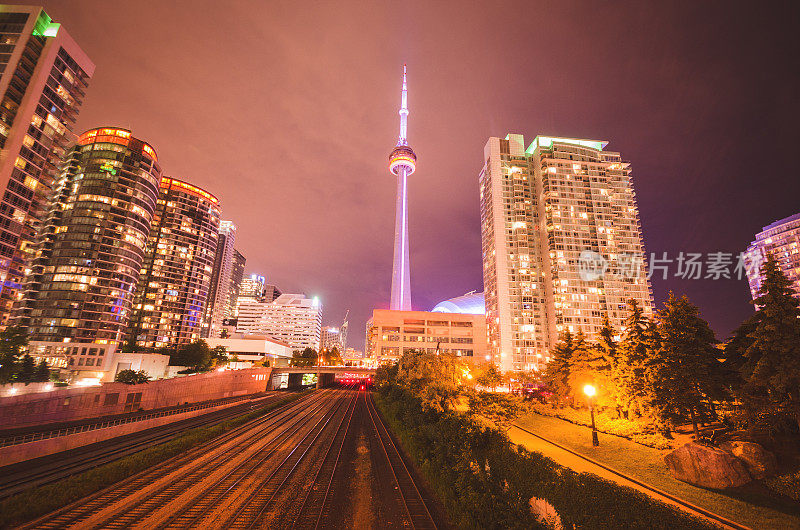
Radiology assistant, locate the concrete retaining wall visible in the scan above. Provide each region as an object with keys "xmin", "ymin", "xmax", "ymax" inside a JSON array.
[
  {"xmin": 0, "ymin": 368, "xmax": 272, "ymax": 429},
  {"xmin": 0, "ymin": 395, "xmax": 265, "ymax": 466}
]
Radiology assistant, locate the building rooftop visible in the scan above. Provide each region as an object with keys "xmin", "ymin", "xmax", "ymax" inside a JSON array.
[
  {"xmin": 431, "ymin": 291, "xmax": 485, "ymax": 315},
  {"xmin": 761, "ymin": 212, "xmax": 800, "ymax": 233}
]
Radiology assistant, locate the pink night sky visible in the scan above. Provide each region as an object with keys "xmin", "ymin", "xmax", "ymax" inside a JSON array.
[{"xmin": 16, "ymin": 0, "xmax": 800, "ymax": 348}]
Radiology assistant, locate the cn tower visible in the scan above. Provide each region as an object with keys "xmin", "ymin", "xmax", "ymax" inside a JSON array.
[{"xmin": 388, "ymin": 64, "xmax": 416, "ymax": 311}]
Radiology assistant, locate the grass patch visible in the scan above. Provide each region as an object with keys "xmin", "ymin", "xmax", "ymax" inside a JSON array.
[
  {"xmin": 514, "ymin": 412, "xmax": 800, "ymax": 529},
  {"xmin": 528, "ymin": 403, "xmax": 673, "ymax": 449},
  {"xmin": 0, "ymin": 390, "xmax": 310, "ymax": 528}
]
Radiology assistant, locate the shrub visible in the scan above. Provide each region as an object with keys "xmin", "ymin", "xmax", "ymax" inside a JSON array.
[
  {"xmin": 376, "ymin": 384, "xmax": 713, "ymax": 529},
  {"xmin": 114, "ymin": 369, "xmax": 150, "ymax": 384},
  {"xmin": 764, "ymin": 470, "xmax": 800, "ymax": 502}
]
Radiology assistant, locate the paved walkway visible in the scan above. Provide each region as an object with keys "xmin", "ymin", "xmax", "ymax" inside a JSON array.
[{"xmin": 508, "ymin": 424, "xmax": 746, "ymax": 530}]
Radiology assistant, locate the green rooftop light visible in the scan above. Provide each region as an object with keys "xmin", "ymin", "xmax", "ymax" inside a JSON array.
[
  {"xmin": 43, "ymin": 23, "xmax": 60, "ymax": 37},
  {"xmin": 526, "ymin": 136, "xmax": 608, "ymax": 155}
]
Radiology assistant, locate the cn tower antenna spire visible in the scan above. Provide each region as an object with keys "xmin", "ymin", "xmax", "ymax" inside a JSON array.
[
  {"xmin": 398, "ymin": 63, "xmax": 408, "ymax": 146},
  {"xmin": 388, "ymin": 64, "xmax": 416, "ymax": 311}
]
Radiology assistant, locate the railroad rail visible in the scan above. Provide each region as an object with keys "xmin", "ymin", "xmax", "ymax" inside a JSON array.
[
  {"xmin": 22, "ymin": 389, "xmax": 330, "ymax": 529},
  {"xmin": 291, "ymin": 387, "xmax": 359, "ymax": 529},
  {"xmin": 365, "ymin": 392, "xmax": 438, "ymax": 530},
  {"xmin": 159, "ymin": 390, "xmax": 355, "ymax": 529},
  {"xmin": 223, "ymin": 390, "xmax": 359, "ymax": 529}
]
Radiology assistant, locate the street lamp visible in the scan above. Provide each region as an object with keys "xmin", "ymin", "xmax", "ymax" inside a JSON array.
[{"xmin": 583, "ymin": 384, "xmax": 599, "ymax": 447}]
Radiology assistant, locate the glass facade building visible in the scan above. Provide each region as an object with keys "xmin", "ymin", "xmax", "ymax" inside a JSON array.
[
  {"xmin": 128, "ymin": 177, "xmax": 219, "ymax": 348},
  {"xmin": 20, "ymin": 127, "xmax": 161, "ymax": 344},
  {"xmin": 0, "ymin": 7, "xmax": 94, "ymax": 324}
]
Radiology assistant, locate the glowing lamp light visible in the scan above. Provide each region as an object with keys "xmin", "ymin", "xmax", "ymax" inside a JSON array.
[
  {"xmin": 8, "ymin": 387, "xmax": 17, "ymax": 395},
  {"xmin": 583, "ymin": 384, "xmax": 596, "ymax": 397},
  {"xmin": 44, "ymin": 383, "xmax": 54, "ymax": 391}
]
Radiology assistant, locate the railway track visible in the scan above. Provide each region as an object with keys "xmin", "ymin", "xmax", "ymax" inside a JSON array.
[
  {"xmin": 291, "ymin": 387, "xmax": 359, "ymax": 529},
  {"xmin": 23, "ymin": 388, "xmax": 443, "ymax": 530},
  {"xmin": 0, "ymin": 392, "xmax": 288, "ymax": 499},
  {"xmin": 22, "ymin": 389, "xmax": 332, "ymax": 529},
  {"xmin": 220, "ymin": 390, "xmax": 359, "ymax": 529},
  {"xmin": 364, "ymin": 391, "xmax": 438, "ymax": 530}
]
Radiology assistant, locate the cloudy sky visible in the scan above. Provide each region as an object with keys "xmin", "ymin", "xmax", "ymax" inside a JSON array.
[{"xmin": 25, "ymin": 0, "xmax": 800, "ymax": 348}]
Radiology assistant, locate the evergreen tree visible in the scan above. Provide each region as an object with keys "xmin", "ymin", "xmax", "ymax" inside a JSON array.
[
  {"xmin": 0, "ymin": 326, "xmax": 27, "ymax": 383},
  {"xmin": 731, "ymin": 254, "xmax": 800, "ymax": 432},
  {"xmin": 34, "ymin": 360, "xmax": 50, "ymax": 382},
  {"xmin": 543, "ymin": 331, "xmax": 574, "ymax": 404},
  {"xmin": 18, "ymin": 353, "xmax": 36, "ymax": 383},
  {"xmin": 650, "ymin": 293, "xmax": 723, "ymax": 438},
  {"xmin": 569, "ymin": 331, "xmax": 614, "ymax": 408},
  {"xmin": 617, "ymin": 300, "xmax": 657, "ymax": 419}
]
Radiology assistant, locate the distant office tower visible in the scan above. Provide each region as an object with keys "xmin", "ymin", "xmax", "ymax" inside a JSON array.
[
  {"xmin": 21, "ymin": 127, "xmax": 161, "ymax": 344},
  {"xmin": 0, "ymin": 7, "xmax": 94, "ymax": 323},
  {"xmin": 227, "ymin": 249, "xmax": 245, "ymax": 317},
  {"xmin": 237, "ymin": 273, "xmax": 266, "ymax": 306},
  {"xmin": 127, "ymin": 177, "xmax": 219, "ymax": 348},
  {"xmin": 202, "ymin": 220, "xmax": 236, "ymax": 338},
  {"xmin": 320, "ymin": 326, "xmax": 343, "ymax": 351},
  {"xmin": 480, "ymin": 134, "xmax": 652, "ymax": 372},
  {"xmin": 262, "ymin": 283, "xmax": 282, "ymax": 303},
  {"xmin": 236, "ymin": 293, "xmax": 322, "ymax": 351},
  {"xmin": 744, "ymin": 213, "xmax": 800, "ymax": 300},
  {"xmin": 388, "ymin": 64, "xmax": 415, "ymax": 311}
]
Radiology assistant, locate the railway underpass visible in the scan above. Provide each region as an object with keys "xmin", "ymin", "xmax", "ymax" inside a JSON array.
[{"xmin": 268, "ymin": 366, "xmax": 376, "ymax": 390}]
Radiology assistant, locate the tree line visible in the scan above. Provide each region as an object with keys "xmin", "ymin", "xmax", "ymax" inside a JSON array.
[{"xmin": 543, "ymin": 254, "xmax": 800, "ymax": 438}]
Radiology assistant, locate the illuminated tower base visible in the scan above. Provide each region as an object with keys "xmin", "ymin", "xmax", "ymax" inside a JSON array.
[{"xmin": 390, "ymin": 164, "xmax": 412, "ymax": 310}]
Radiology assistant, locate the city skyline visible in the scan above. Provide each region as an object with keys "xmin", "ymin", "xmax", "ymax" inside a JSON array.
[{"xmin": 11, "ymin": 1, "xmax": 799, "ymax": 347}]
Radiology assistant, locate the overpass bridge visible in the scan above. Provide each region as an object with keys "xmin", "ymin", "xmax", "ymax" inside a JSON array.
[{"xmin": 268, "ymin": 366, "xmax": 376, "ymax": 390}]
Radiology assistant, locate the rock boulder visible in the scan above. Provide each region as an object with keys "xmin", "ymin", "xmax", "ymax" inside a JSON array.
[
  {"xmin": 719, "ymin": 441, "xmax": 778, "ymax": 480},
  {"xmin": 663, "ymin": 442, "xmax": 751, "ymax": 489}
]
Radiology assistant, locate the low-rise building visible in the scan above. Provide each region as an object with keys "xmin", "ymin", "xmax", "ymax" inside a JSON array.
[
  {"xmin": 365, "ymin": 309, "xmax": 488, "ymax": 365},
  {"xmin": 205, "ymin": 334, "xmax": 293, "ymax": 366},
  {"xmin": 26, "ymin": 341, "xmax": 170, "ymax": 383}
]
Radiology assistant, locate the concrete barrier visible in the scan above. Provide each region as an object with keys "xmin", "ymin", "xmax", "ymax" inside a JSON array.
[
  {"xmin": 0, "ymin": 394, "xmax": 266, "ymax": 466},
  {"xmin": 0, "ymin": 368, "xmax": 272, "ymax": 429}
]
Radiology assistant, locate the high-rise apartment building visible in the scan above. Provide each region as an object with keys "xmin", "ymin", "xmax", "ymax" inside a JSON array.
[
  {"xmin": 202, "ymin": 220, "xmax": 236, "ymax": 338},
  {"xmin": 480, "ymin": 134, "xmax": 652, "ymax": 372},
  {"xmin": 21, "ymin": 127, "xmax": 161, "ymax": 344},
  {"xmin": 236, "ymin": 293, "xmax": 322, "ymax": 351},
  {"xmin": 744, "ymin": 212, "xmax": 800, "ymax": 300},
  {"xmin": 228, "ymin": 248, "xmax": 245, "ymax": 317},
  {"xmin": 127, "ymin": 177, "xmax": 219, "ymax": 348},
  {"xmin": 0, "ymin": 7, "xmax": 94, "ymax": 323}
]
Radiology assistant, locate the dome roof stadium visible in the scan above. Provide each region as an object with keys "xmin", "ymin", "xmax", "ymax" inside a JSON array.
[{"xmin": 431, "ymin": 291, "xmax": 485, "ymax": 315}]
